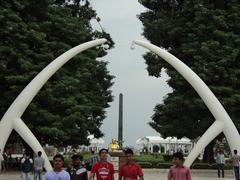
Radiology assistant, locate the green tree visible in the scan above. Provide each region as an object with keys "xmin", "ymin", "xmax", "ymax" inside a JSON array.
[
  {"xmin": 0, "ymin": 0, "xmax": 114, "ymax": 147},
  {"xmin": 138, "ymin": 0, "xmax": 240, "ymax": 161}
]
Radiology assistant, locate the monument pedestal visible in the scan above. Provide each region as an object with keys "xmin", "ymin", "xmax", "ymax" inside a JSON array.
[{"xmin": 109, "ymin": 150, "xmax": 125, "ymax": 172}]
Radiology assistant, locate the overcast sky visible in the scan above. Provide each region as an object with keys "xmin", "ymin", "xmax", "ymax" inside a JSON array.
[{"xmin": 90, "ymin": 0, "xmax": 172, "ymax": 148}]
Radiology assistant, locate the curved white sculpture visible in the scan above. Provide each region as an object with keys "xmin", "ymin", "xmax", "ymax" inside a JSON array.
[
  {"xmin": 132, "ymin": 39, "xmax": 240, "ymax": 167},
  {"xmin": 0, "ymin": 38, "xmax": 107, "ymax": 171}
]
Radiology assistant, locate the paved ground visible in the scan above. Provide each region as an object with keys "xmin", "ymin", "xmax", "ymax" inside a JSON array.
[{"xmin": 0, "ymin": 169, "xmax": 235, "ymax": 180}]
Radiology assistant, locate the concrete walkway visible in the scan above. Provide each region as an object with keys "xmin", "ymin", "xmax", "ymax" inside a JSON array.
[{"xmin": 0, "ymin": 169, "xmax": 234, "ymax": 180}]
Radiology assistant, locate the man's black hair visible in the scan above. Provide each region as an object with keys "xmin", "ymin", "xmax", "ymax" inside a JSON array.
[
  {"xmin": 71, "ymin": 154, "xmax": 83, "ymax": 160},
  {"xmin": 53, "ymin": 154, "xmax": 64, "ymax": 161},
  {"xmin": 124, "ymin": 148, "xmax": 134, "ymax": 155},
  {"xmin": 37, "ymin": 151, "xmax": 42, "ymax": 156},
  {"xmin": 99, "ymin": 148, "xmax": 108, "ymax": 155},
  {"xmin": 173, "ymin": 152, "xmax": 184, "ymax": 160},
  {"xmin": 25, "ymin": 151, "xmax": 30, "ymax": 157},
  {"xmin": 234, "ymin": 149, "xmax": 238, "ymax": 154}
]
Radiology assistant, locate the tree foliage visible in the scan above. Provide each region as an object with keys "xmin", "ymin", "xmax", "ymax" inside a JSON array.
[
  {"xmin": 138, "ymin": 0, "xmax": 240, "ymax": 139},
  {"xmin": 0, "ymin": 0, "xmax": 114, "ymax": 146}
]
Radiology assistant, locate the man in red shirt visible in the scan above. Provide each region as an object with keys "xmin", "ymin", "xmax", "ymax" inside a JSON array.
[
  {"xmin": 168, "ymin": 152, "xmax": 191, "ymax": 180},
  {"xmin": 88, "ymin": 148, "xmax": 114, "ymax": 180},
  {"xmin": 119, "ymin": 148, "xmax": 144, "ymax": 180}
]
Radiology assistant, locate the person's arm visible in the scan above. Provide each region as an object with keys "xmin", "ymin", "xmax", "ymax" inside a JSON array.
[
  {"xmin": 137, "ymin": 165, "xmax": 144, "ymax": 180},
  {"xmin": 111, "ymin": 167, "xmax": 114, "ymax": 180},
  {"xmin": 187, "ymin": 168, "xmax": 191, "ymax": 180},
  {"xmin": 83, "ymin": 171, "xmax": 88, "ymax": 180},
  {"xmin": 30, "ymin": 159, "xmax": 34, "ymax": 173},
  {"xmin": 42, "ymin": 159, "xmax": 45, "ymax": 171},
  {"xmin": 88, "ymin": 172, "xmax": 94, "ymax": 180},
  {"xmin": 167, "ymin": 169, "xmax": 172, "ymax": 180},
  {"xmin": 33, "ymin": 158, "xmax": 36, "ymax": 169},
  {"xmin": 222, "ymin": 155, "xmax": 226, "ymax": 165},
  {"xmin": 43, "ymin": 172, "xmax": 48, "ymax": 180},
  {"xmin": 118, "ymin": 165, "xmax": 122, "ymax": 180},
  {"xmin": 110, "ymin": 163, "xmax": 114, "ymax": 180},
  {"xmin": 88, "ymin": 162, "xmax": 96, "ymax": 180}
]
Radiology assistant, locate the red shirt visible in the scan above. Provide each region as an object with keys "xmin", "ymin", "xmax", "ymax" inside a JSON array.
[
  {"xmin": 91, "ymin": 161, "xmax": 114, "ymax": 180},
  {"xmin": 168, "ymin": 165, "xmax": 191, "ymax": 180},
  {"xmin": 119, "ymin": 161, "xmax": 143, "ymax": 180}
]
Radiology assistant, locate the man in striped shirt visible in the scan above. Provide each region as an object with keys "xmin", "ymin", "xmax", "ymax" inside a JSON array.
[
  {"xmin": 168, "ymin": 152, "xmax": 191, "ymax": 180},
  {"xmin": 90, "ymin": 151, "xmax": 99, "ymax": 168},
  {"xmin": 232, "ymin": 149, "xmax": 240, "ymax": 180}
]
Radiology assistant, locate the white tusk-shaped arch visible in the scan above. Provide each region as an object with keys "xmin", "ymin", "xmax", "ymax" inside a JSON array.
[
  {"xmin": 132, "ymin": 39, "xmax": 240, "ymax": 167},
  {"xmin": 0, "ymin": 38, "xmax": 107, "ymax": 171}
]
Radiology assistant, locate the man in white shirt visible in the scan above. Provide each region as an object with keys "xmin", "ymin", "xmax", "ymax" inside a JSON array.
[
  {"xmin": 216, "ymin": 150, "xmax": 225, "ymax": 178},
  {"xmin": 34, "ymin": 151, "xmax": 45, "ymax": 180},
  {"xmin": 44, "ymin": 154, "xmax": 70, "ymax": 180}
]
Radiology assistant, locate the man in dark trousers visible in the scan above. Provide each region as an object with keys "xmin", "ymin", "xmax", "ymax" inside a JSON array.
[
  {"xmin": 34, "ymin": 151, "xmax": 45, "ymax": 180},
  {"xmin": 232, "ymin": 150, "xmax": 240, "ymax": 180},
  {"xmin": 21, "ymin": 151, "xmax": 33, "ymax": 180}
]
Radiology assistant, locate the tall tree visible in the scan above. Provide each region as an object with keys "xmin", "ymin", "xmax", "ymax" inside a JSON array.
[
  {"xmin": 138, "ymin": 0, "xmax": 240, "ymax": 159},
  {"xmin": 0, "ymin": 0, "xmax": 114, "ymax": 147}
]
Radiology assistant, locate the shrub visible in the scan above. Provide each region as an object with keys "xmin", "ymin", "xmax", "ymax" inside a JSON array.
[
  {"xmin": 162, "ymin": 154, "xmax": 172, "ymax": 162},
  {"xmin": 156, "ymin": 162, "xmax": 172, "ymax": 168},
  {"xmin": 191, "ymin": 163, "xmax": 232, "ymax": 169},
  {"xmin": 138, "ymin": 162, "xmax": 153, "ymax": 168}
]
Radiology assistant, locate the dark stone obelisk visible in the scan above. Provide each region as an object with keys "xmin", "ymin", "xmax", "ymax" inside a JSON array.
[{"xmin": 118, "ymin": 93, "xmax": 123, "ymax": 149}]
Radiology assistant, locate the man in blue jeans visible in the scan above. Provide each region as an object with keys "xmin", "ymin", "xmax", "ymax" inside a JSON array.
[
  {"xmin": 216, "ymin": 150, "xmax": 225, "ymax": 178},
  {"xmin": 34, "ymin": 151, "xmax": 45, "ymax": 180},
  {"xmin": 21, "ymin": 152, "xmax": 33, "ymax": 180}
]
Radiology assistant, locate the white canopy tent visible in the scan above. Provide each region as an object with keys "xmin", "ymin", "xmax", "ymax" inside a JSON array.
[
  {"xmin": 136, "ymin": 136, "xmax": 192, "ymax": 154},
  {"xmin": 87, "ymin": 135, "xmax": 104, "ymax": 152}
]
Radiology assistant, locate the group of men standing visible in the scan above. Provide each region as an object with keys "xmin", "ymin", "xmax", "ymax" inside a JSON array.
[
  {"xmin": 23, "ymin": 148, "xmax": 144, "ymax": 180},
  {"xmin": 17, "ymin": 147, "xmax": 240, "ymax": 180},
  {"xmin": 19, "ymin": 148, "xmax": 194, "ymax": 180}
]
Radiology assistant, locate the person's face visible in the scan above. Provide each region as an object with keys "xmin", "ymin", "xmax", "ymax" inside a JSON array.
[
  {"xmin": 125, "ymin": 153, "xmax": 133, "ymax": 163},
  {"xmin": 99, "ymin": 150, "xmax": 108, "ymax": 161},
  {"xmin": 72, "ymin": 158, "xmax": 81, "ymax": 166},
  {"xmin": 173, "ymin": 157, "xmax": 182, "ymax": 166},
  {"xmin": 53, "ymin": 157, "xmax": 64, "ymax": 169}
]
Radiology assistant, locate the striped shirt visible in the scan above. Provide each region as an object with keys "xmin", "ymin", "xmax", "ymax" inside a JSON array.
[
  {"xmin": 232, "ymin": 154, "xmax": 240, "ymax": 167},
  {"xmin": 168, "ymin": 165, "xmax": 191, "ymax": 180}
]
